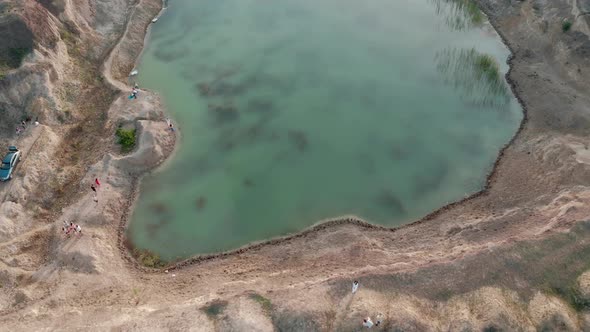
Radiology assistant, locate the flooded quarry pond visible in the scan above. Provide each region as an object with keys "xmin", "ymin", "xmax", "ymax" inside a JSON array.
[{"xmin": 130, "ymin": 0, "xmax": 522, "ymax": 259}]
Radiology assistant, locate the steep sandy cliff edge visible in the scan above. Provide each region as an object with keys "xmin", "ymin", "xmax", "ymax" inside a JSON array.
[{"xmin": 1, "ymin": 0, "xmax": 590, "ymax": 330}]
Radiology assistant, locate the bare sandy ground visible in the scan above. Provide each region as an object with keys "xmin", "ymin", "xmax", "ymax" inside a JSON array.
[{"xmin": 1, "ymin": 0, "xmax": 590, "ymax": 330}]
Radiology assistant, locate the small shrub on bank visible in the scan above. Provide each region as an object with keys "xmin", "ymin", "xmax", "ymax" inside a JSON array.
[
  {"xmin": 249, "ymin": 293, "xmax": 273, "ymax": 314},
  {"xmin": 562, "ymin": 20, "xmax": 572, "ymax": 32},
  {"xmin": 132, "ymin": 248, "xmax": 166, "ymax": 268},
  {"xmin": 202, "ymin": 300, "xmax": 228, "ymax": 318},
  {"xmin": 116, "ymin": 128, "xmax": 136, "ymax": 152}
]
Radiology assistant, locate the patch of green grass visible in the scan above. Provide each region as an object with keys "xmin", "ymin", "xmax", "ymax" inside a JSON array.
[
  {"xmin": 202, "ymin": 300, "xmax": 228, "ymax": 318},
  {"xmin": 433, "ymin": 0, "xmax": 484, "ymax": 30},
  {"xmin": 562, "ymin": 20, "xmax": 572, "ymax": 32},
  {"xmin": 249, "ymin": 293, "xmax": 273, "ymax": 314},
  {"xmin": 474, "ymin": 53, "xmax": 501, "ymax": 84},
  {"xmin": 435, "ymin": 48, "xmax": 507, "ymax": 105},
  {"xmin": 116, "ymin": 128, "xmax": 136, "ymax": 152},
  {"xmin": 458, "ymin": 0, "xmax": 484, "ymax": 25},
  {"xmin": 132, "ymin": 248, "xmax": 166, "ymax": 268}
]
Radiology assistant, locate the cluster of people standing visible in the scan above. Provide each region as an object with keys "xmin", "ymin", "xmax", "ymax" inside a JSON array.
[
  {"xmin": 62, "ymin": 221, "xmax": 82, "ymax": 236},
  {"xmin": 126, "ymin": 83, "xmax": 177, "ymax": 133},
  {"xmin": 62, "ymin": 178, "xmax": 101, "ymax": 237},
  {"xmin": 352, "ymin": 280, "xmax": 384, "ymax": 329},
  {"xmin": 15, "ymin": 117, "xmax": 39, "ymax": 136},
  {"xmin": 129, "ymin": 83, "xmax": 140, "ymax": 100}
]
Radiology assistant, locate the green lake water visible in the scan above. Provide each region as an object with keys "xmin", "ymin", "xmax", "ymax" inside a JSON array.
[{"xmin": 131, "ymin": 0, "xmax": 522, "ymax": 260}]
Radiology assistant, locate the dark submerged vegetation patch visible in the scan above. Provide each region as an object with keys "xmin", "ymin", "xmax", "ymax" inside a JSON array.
[
  {"xmin": 214, "ymin": 120, "xmax": 274, "ymax": 152},
  {"xmin": 430, "ymin": 0, "xmax": 484, "ymax": 30},
  {"xmin": 411, "ymin": 162, "xmax": 449, "ymax": 199},
  {"xmin": 390, "ymin": 144, "xmax": 411, "ymax": 160},
  {"xmin": 376, "ymin": 189, "xmax": 406, "ymax": 216},
  {"xmin": 287, "ymin": 130, "xmax": 308, "ymax": 152},
  {"xmin": 150, "ymin": 202, "xmax": 168, "ymax": 214},
  {"xmin": 207, "ymin": 103, "xmax": 239, "ymax": 125},
  {"xmin": 435, "ymin": 48, "xmax": 508, "ymax": 107},
  {"xmin": 474, "ymin": 53, "xmax": 502, "ymax": 88},
  {"xmin": 195, "ymin": 196, "xmax": 207, "ymax": 211},
  {"xmin": 246, "ymin": 99, "xmax": 275, "ymax": 114},
  {"xmin": 358, "ymin": 153, "xmax": 376, "ymax": 175}
]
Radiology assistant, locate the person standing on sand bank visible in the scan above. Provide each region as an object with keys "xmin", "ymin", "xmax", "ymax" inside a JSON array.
[
  {"xmin": 91, "ymin": 184, "xmax": 98, "ymax": 202},
  {"xmin": 166, "ymin": 118, "xmax": 175, "ymax": 131},
  {"xmin": 363, "ymin": 317, "xmax": 374, "ymax": 328},
  {"xmin": 352, "ymin": 280, "xmax": 359, "ymax": 294},
  {"xmin": 375, "ymin": 313, "xmax": 383, "ymax": 326},
  {"xmin": 95, "ymin": 178, "xmax": 101, "ymax": 187}
]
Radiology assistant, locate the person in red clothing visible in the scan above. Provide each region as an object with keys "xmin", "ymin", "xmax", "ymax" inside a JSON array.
[{"xmin": 95, "ymin": 178, "xmax": 101, "ymax": 187}]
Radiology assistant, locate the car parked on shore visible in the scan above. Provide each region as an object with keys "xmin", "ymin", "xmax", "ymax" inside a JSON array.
[{"xmin": 0, "ymin": 146, "xmax": 21, "ymax": 181}]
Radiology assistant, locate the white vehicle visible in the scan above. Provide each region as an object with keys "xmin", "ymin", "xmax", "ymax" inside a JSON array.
[{"xmin": 0, "ymin": 146, "xmax": 21, "ymax": 181}]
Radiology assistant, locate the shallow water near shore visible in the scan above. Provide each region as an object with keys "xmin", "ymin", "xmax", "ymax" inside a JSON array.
[{"xmin": 131, "ymin": 0, "xmax": 522, "ymax": 260}]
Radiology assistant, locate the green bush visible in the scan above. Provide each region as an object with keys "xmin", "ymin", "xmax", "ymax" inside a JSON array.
[
  {"xmin": 116, "ymin": 128, "xmax": 136, "ymax": 152},
  {"xmin": 562, "ymin": 20, "xmax": 572, "ymax": 32}
]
